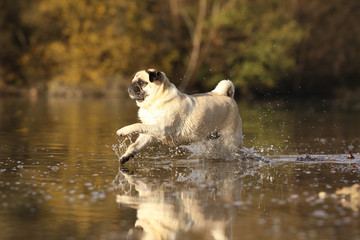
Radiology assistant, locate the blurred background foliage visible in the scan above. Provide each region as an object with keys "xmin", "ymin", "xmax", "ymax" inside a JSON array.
[{"xmin": 0, "ymin": 0, "xmax": 359, "ymax": 98}]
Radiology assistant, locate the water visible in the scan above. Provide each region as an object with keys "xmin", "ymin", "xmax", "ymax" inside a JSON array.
[{"xmin": 0, "ymin": 97, "xmax": 359, "ymax": 240}]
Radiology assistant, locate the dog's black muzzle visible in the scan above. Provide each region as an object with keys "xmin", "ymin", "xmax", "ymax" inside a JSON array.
[{"xmin": 128, "ymin": 82, "xmax": 146, "ymax": 101}]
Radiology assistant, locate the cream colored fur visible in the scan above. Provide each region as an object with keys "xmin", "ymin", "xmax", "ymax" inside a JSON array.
[{"xmin": 116, "ymin": 69, "xmax": 243, "ymax": 163}]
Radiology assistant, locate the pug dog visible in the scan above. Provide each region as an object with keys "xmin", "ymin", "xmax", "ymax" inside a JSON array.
[{"xmin": 116, "ymin": 69, "xmax": 243, "ymax": 164}]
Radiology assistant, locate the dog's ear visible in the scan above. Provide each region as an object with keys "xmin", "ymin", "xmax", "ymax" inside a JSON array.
[{"xmin": 146, "ymin": 69, "xmax": 162, "ymax": 83}]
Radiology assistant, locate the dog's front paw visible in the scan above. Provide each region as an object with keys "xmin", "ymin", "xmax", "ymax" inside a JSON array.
[
  {"xmin": 119, "ymin": 154, "xmax": 135, "ymax": 164},
  {"xmin": 116, "ymin": 129, "xmax": 125, "ymax": 137},
  {"xmin": 116, "ymin": 123, "xmax": 143, "ymax": 136},
  {"xmin": 116, "ymin": 126, "xmax": 133, "ymax": 137}
]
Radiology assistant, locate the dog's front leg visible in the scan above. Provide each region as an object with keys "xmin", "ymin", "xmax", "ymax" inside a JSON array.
[
  {"xmin": 116, "ymin": 123, "xmax": 143, "ymax": 137},
  {"xmin": 120, "ymin": 134, "xmax": 153, "ymax": 164},
  {"xmin": 116, "ymin": 123, "xmax": 162, "ymax": 137}
]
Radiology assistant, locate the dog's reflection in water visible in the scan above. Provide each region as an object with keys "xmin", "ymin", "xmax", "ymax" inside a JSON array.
[{"xmin": 114, "ymin": 164, "xmax": 251, "ymax": 240}]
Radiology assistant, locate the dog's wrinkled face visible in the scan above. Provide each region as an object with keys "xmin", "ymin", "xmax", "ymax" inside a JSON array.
[{"xmin": 128, "ymin": 69, "xmax": 163, "ymax": 102}]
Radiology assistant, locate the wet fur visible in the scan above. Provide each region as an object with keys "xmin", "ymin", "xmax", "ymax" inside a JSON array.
[{"xmin": 116, "ymin": 69, "xmax": 243, "ymax": 164}]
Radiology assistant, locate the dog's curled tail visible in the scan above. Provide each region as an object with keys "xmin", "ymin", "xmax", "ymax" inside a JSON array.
[{"xmin": 211, "ymin": 80, "xmax": 235, "ymax": 98}]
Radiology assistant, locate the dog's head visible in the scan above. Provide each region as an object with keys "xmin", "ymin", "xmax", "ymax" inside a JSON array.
[{"xmin": 128, "ymin": 69, "xmax": 167, "ymax": 104}]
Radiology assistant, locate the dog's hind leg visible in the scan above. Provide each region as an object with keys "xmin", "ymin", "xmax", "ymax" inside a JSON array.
[{"xmin": 120, "ymin": 134, "xmax": 153, "ymax": 164}]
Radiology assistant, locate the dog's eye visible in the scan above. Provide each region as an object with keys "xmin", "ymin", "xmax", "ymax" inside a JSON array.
[{"xmin": 138, "ymin": 80, "xmax": 148, "ymax": 87}]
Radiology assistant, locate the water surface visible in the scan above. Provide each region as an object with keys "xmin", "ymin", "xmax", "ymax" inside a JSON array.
[{"xmin": 0, "ymin": 97, "xmax": 359, "ymax": 240}]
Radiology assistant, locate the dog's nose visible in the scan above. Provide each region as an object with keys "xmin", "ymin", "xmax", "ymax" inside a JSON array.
[
  {"xmin": 133, "ymin": 85, "xmax": 140, "ymax": 93},
  {"xmin": 129, "ymin": 83, "xmax": 140, "ymax": 93}
]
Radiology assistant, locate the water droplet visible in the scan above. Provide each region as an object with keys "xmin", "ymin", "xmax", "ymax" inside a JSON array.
[
  {"xmin": 51, "ymin": 166, "xmax": 59, "ymax": 172},
  {"xmin": 312, "ymin": 210, "xmax": 328, "ymax": 218}
]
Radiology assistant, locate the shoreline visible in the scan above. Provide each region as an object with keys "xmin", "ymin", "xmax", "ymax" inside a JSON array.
[{"xmin": 1, "ymin": 84, "xmax": 360, "ymax": 111}]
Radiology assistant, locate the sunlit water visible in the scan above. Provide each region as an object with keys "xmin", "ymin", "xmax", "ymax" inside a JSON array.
[{"xmin": 0, "ymin": 97, "xmax": 359, "ymax": 240}]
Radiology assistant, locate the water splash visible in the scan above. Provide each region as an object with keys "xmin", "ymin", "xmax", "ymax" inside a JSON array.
[
  {"xmin": 112, "ymin": 136, "xmax": 133, "ymax": 160},
  {"xmin": 183, "ymin": 140, "xmax": 268, "ymax": 162},
  {"xmin": 113, "ymin": 136, "xmax": 268, "ymax": 163}
]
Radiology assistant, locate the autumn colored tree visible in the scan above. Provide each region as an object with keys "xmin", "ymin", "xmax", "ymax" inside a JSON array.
[
  {"xmin": 0, "ymin": 0, "xmax": 359, "ymax": 97},
  {"xmin": 156, "ymin": 0, "xmax": 303, "ymax": 94},
  {"xmin": 19, "ymin": 0, "xmax": 177, "ymax": 89},
  {"xmin": 0, "ymin": 0, "xmax": 31, "ymax": 87}
]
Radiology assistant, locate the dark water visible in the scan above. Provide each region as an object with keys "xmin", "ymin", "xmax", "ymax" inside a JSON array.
[{"xmin": 0, "ymin": 97, "xmax": 359, "ymax": 240}]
